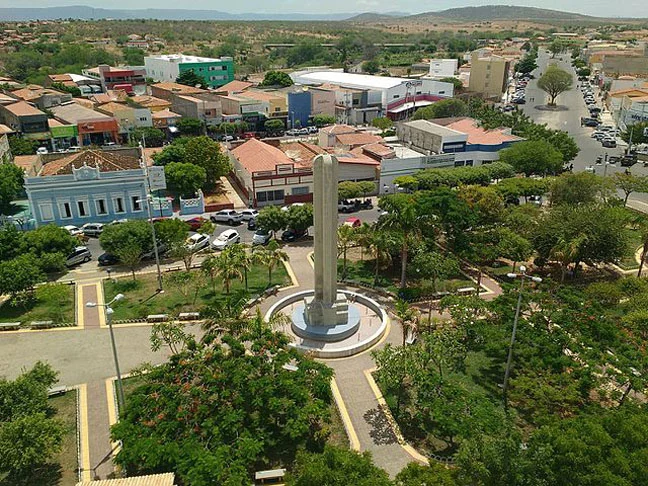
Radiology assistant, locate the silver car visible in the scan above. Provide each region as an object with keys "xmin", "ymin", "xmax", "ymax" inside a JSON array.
[
  {"xmin": 210, "ymin": 209, "xmax": 243, "ymax": 225},
  {"xmin": 66, "ymin": 246, "xmax": 92, "ymax": 267}
]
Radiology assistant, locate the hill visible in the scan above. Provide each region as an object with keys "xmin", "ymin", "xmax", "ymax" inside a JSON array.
[
  {"xmin": 345, "ymin": 12, "xmax": 408, "ymax": 22},
  {"xmin": 409, "ymin": 5, "xmax": 597, "ymax": 22},
  {"xmin": 0, "ymin": 6, "xmax": 359, "ymax": 21}
]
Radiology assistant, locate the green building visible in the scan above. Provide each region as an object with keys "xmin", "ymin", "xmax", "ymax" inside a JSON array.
[{"xmin": 144, "ymin": 54, "xmax": 235, "ymax": 89}]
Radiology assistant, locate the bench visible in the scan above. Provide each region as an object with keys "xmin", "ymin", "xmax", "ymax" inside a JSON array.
[
  {"xmin": 0, "ymin": 322, "xmax": 20, "ymax": 331},
  {"xmin": 264, "ymin": 285, "xmax": 280, "ymax": 297},
  {"xmin": 255, "ymin": 468, "xmax": 286, "ymax": 485},
  {"xmin": 178, "ymin": 312, "xmax": 200, "ymax": 321},
  {"xmin": 146, "ymin": 314, "xmax": 168, "ymax": 323},
  {"xmin": 456, "ymin": 287, "xmax": 476, "ymax": 296},
  {"xmin": 30, "ymin": 320, "xmax": 53, "ymax": 329},
  {"xmin": 47, "ymin": 386, "xmax": 67, "ymax": 397}
]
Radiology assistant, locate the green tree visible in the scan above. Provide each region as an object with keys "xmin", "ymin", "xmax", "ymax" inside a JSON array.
[
  {"xmin": 151, "ymin": 141, "xmax": 187, "ymax": 166},
  {"xmin": 0, "ymin": 223, "xmax": 24, "ymax": 262},
  {"xmin": 413, "ymin": 99, "xmax": 468, "ymax": 120},
  {"xmin": 260, "ymin": 70, "xmax": 294, "ymax": 87},
  {"xmin": 337, "ymin": 224, "xmax": 355, "ymax": 279},
  {"xmin": 164, "ymin": 162, "xmax": 206, "ymax": 197},
  {"xmin": 496, "ymin": 227, "xmax": 533, "ymax": 271},
  {"xmin": 537, "ymin": 64, "xmax": 573, "ymax": 105},
  {"xmin": 496, "ymin": 177, "xmax": 549, "ymax": 203},
  {"xmin": 498, "ymin": 140, "xmax": 564, "ymax": 176},
  {"xmin": 183, "ymin": 136, "xmax": 232, "ymax": 188},
  {"xmin": 22, "ymin": 224, "xmax": 77, "ymax": 271},
  {"xmin": 613, "ymin": 172, "xmax": 648, "ymax": 206},
  {"xmin": 264, "ymin": 118, "xmax": 285, "ymax": 136},
  {"xmin": 175, "ymin": 69, "xmax": 207, "ymax": 88},
  {"xmin": 112, "ymin": 333, "xmax": 334, "ymax": 486},
  {"xmin": 254, "ymin": 240, "xmax": 288, "ymax": 286},
  {"xmin": 338, "ymin": 181, "xmax": 363, "ymax": 200},
  {"xmin": 362, "ymin": 59, "xmax": 381, "ymax": 74},
  {"xmin": 154, "ymin": 218, "xmax": 189, "ymax": 250},
  {"xmin": 0, "ymin": 163, "xmax": 25, "ymax": 212},
  {"xmin": 99, "ymin": 220, "xmax": 153, "ymax": 272},
  {"xmin": 395, "ymin": 462, "xmax": 459, "ymax": 485},
  {"xmin": 175, "ymin": 117, "xmax": 204, "ymax": 136},
  {"xmin": 287, "ymin": 446, "xmax": 391, "ymax": 486},
  {"xmin": 550, "ymin": 172, "xmax": 613, "ymax": 206},
  {"xmin": 548, "ymin": 39, "xmax": 566, "ymax": 58},
  {"xmin": 439, "ymin": 76, "xmax": 464, "ymax": 93},
  {"xmin": 312, "ymin": 114, "xmax": 336, "ymax": 127},
  {"xmin": 50, "ymin": 82, "xmax": 81, "ymax": 97},
  {"xmin": 208, "ymin": 246, "xmax": 244, "ymax": 295},
  {"xmin": 0, "ymin": 362, "xmax": 64, "ymax": 481},
  {"xmin": 410, "ymin": 250, "xmax": 461, "ymax": 294},
  {"xmin": 131, "ymin": 127, "xmax": 165, "ymax": 147},
  {"xmin": 256, "ymin": 205, "xmax": 287, "ymax": 236},
  {"xmin": 122, "ymin": 47, "xmax": 145, "ymax": 65},
  {"xmin": 371, "ymin": 116, "xmax": 393, "ymax": 133},
  {"xmin": 0, "ymin": 253, "xmax": 43, "ymax": 299},
  {"xmin": 8, "ymin": 136, "xmax": 38, "ymax": 156},
  {"xmin": 621, "ymin": 121, "xmax": 648, "ymax": 145}
]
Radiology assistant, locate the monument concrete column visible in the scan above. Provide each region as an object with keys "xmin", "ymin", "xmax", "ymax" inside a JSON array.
[{"xmin": 313, "ymin": 153, "xmax": 338, "ymax": 305}]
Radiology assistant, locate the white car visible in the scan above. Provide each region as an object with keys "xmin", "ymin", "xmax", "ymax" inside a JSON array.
[
  {"xmin": 82, "ymin": 223, "xmax": 104, "ymax": 237},
  {"xmin": 281, "ymin": 202, "xmax": 305, "ymax": 212},
  {"xmin": 36, "ymin": 147, "xmax": 48, "ymax": 155},
  {"xmin": 252, "ymin": 229, "xmax": 273, "ymax": 246},
  {"xmin": 210, "ymin": 209, "xmax": 243, "ymax": 225},
  {"xmin": 240, "ymin": 209, "xmax": 259, "ymax": 221},
  {"xmin": 211, "ymin": 229, "xmax": 241, "ymax": 250},
  {"xmin": 63, "ymin": 225, "xmax": 83, "ymax": 236},
  {"xmin": 185, "ymin": 233, "xmax": 210, "ymax": 253}
]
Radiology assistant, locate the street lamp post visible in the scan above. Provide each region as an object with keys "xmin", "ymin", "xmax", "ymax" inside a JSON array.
[
  {"xmin": 502, "ymin": 266, "xmax": 542, "ymax": 411},
  {"xmin": 86, "ymin": 294, "xmax": 126, "ymax": 410}
]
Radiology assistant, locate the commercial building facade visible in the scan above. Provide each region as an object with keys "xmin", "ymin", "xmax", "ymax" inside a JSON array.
[
  {"xmin": 145, "ymin": 54, "xmax": 235, "ymax": 88},
  {"xmin": 82, "ymin": 65, "xmax": 147, "ymax": 93},
  {"xmin": 468, "ymin": 52, "xmax": 511, "ymax": 99}
]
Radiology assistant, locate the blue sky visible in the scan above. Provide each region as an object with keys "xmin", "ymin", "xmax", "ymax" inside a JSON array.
[{"xmin": 2, "ymin": 1, "xmax": 648, "ymax": 18}]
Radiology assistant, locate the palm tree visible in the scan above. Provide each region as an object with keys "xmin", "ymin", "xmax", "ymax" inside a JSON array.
[
  {"xmin": 394, "ymin": 298, "xmax": 420, "ymax": 346},
  {"xmin": 230, "ymin": 244, "xmax": 253, "ymax": 291},
  {"xmin": 366, "ymin": 229, "xmax": 396, "ymax": 286},
  {"xmin": 254, "ymin": 241, "xmax": 288, "ymax": 287},
  {"xmin": 550, "ymin": 235, "xmax": 587, "ymax": 283},
  {"xmin": 201, "ymin": 255, "xmax": 219, "ymax": 292},
  {"xmin": 337, "ymin": 224, "xmax": 355, "ymax": 279},
  {"xmin": 213, "ymin": 247, "xmax": 243, "ymax": 295},
  {"xmin": 378, "ymin": 194, "xmax": 426, "ymax": 289}
]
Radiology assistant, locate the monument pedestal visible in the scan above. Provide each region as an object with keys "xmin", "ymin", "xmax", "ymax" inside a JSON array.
[{"xmin": 303, "ymin": 293, "xmax": 349, "ymax": 326}]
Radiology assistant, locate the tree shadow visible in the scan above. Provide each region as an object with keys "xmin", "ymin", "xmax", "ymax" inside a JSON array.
[
  {"xmin": 0, "ymin": 463, "xmax": 62, "ymax": 486},
  {"xmin": 363, "ymin": 405, "xmax": 399, "ymax": 446}
]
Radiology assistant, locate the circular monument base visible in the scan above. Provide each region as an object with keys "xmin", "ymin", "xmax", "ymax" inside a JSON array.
[
  {"xmin": 266, "ymin": 289, "xmax": 389, "ymax": 359},
  {"xmin": 291, "ymin": 303, "xmax": 361, "ymax": 342}
]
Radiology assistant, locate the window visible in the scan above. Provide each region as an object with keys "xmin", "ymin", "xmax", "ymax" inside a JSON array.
[
  {"xmin": 291, "ymin": 187, "xmax": 309, "ymax": 195},
  {"xmin": 393, "ymin": 94, "xmax": 400, "ymax": 99},
  {"xmin": 438, "ymin": 90, "xmax": 446, "ymax": 94},
  {"xmin": 60, "ymin": 202, "xmax": 72, "ymax": 219},
  {"xmin": 96, "ymin": 199, "xmax": 107, "ymax": 215},
  {"xmin": 273, "ymin": 190, "xmax": 284, "ymax": 201},
  {"xmin": 39, "ymin": 203, "xmax": 54, "ymax": 221},
  {"xmin": 256, "ymin": 191, "xmax": 267, "ymax": 202},
  {"xmin": 222, "ymin": 66, "xmax": 227, "ymax": 71},
  {"xmin": 132, "ymin": 196, "xmax": 142, "ymax": 211},
  {"xmin": 465, "ymin": 160, "xmax": 474, "ymax": 166},
  {"xmin": 114, "ymin": 197, "xmax": 125, "ymax": 213},
  {"xmin": 77, "ymin": 200, "xmax": 88, "ymax": 217}
]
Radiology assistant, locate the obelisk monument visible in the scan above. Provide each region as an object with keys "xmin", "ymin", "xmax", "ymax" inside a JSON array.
[{"xmin": 304, "ymin": 154, "xmax": 349, "ymax": 326}]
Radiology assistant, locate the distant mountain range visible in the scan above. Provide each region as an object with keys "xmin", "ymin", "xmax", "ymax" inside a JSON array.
[
  {"xmin": 0, "ymin": 5, "xmax": 644, "ymax": 22},
  {"xmin": 0, "ymin": 6, "xmax": 361, "ymax": 21}
]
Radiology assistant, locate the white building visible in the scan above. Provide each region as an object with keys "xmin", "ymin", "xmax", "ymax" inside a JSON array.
[
  {"xmin": 380, "ymin": 143, "xmax": 455, "ymax": 192},
  {"xmin": 290, "ymin": 69, "xmax": 454, "ymax": 120},
  {"xmin": 428, "ymin": 59, "xmax": 458, "ymax": 78},
  {"xmin": 144, "ymin": 54, "xmax": 234, "ymax": 89}
]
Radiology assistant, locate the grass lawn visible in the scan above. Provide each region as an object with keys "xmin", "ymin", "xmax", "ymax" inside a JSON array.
[
  {"xmin": 0, "ymin": 283, "xmax": 75, "ymax": 325},
  {"xmin": 326, "ymin": 401, "xmax": 350, "ymax": 449},
  {"xmin": 104, "ymin": 263, "xmax": 290, "ymax": 321},
  {"xmin": 339, "ymin": 258, "xmax": 474, "ymax": 297},
  {"xmin": 50, "ymin": 391, "xmax": 78, "ymax": 486},
  {"xmin": 619, "ymin": 228, "xmax": 642, "ymax": 270}
]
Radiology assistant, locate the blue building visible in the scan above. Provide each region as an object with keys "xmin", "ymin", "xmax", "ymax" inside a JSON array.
[
  {"xmin": 287, "ymin": 89, "xmax": 311, "ymax": 129},
  {"xmin": 25, "ymin": 148, "xmax": 153, "ymax": 227}
]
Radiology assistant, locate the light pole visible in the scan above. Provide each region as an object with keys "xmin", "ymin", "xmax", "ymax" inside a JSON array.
[
  {"xmin": 86, "ymin": 294, "xmax": 126, "ymax": 410},
  {"xmin": 502, "ymin": 266, "xmax": 542, "ymax": 411},
  {"xmin": 595, "ymin": 159, "xmax": 615, "ymax": 177}
]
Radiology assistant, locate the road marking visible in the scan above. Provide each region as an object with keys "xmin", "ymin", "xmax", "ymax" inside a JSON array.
[
  {"xmin": 104, "ymin": 378, "xmax": 121, "ymax": 458},
  {"xmin": 363, "ymin": 367, "xmax": 428, "ymax": 465},
  {"xmin": 78, "ymin": 384, "xmax": 92, "ymax": 482},
  {"xmin": 280, "ymin": 259, "xmax": 300, "ymax": 290},
  {"xmin": 330, "ymin": 378, "xmax": 361, "ymax": 451},
  {"xmin": 96, "ymin": 282, "xmax": 106, "ymax": 328}
]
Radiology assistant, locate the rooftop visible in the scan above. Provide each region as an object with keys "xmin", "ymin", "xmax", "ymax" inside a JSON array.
[
  {"xmin": 238, "ymin": 90, "xmax": 285, "ymax": 102},
  {"xmin": 146, "ymin": 54, "xmax": 231, "ymax": 63},
  {"xmin": 3, "ymin": 101, "xmax": 45, "ymax": 117},
  {"xmin": 0, "ymin": 123, "xmax": 15, "ymax": 134},
  {"xmin": 151, "ymin": 108, "xmax": 181, "ymax": 119},
  {"xmin": 151, "ymin": 82, "xmax": 206, "ymax": 95},
  {"xmin": 402, "ymin": 119, "xmax": 465, "ymax": 138},
  {"xmin": 51, "ymin": 102, "xmax": 112, "ymax": 124},
  {"xmin": 97, "ymin": 101, "xmax": 132, "ymax": 115},
  {"xmin": 216, "ymin": 80, "xmax": 253, "ymax": 94},
  {"xmin": 441, "ymin": 117, "xmax": 522, "ymax": 145},
  {"xmin": 320, "ymin": 124, "xmax": 356, "ymax": 135},
  {"xmin": 11, "ymin": 85, "xmax": 66, "ymax": 101},
  {"xmin": 335, "ymin": 132, "xmax": 383, "ymax": 147},
  {"xmin": 13, "ymin": 155, "xmax": 39, "ymax": 176},
  {"xmin": 232, "ymin": 138, "xmax": 302, "ymax": 173},
  {"xmin": 293, "ymin": 70, "xmax": 422, "ymax": 90},
  {"xmin": 280, "ymin": 141, "xmax": 324, "ymax": 164},
  {"xmin": 131, "ymin": 95, "xmax": 171, "ymax": 108},
  {"xmin": 39, "ymin": 149, "xmax": 141, "ymax": 176}
]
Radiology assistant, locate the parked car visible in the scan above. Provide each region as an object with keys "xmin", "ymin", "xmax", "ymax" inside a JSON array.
[
  {"xmin": 337, "ymin": 200, "xmax": 356, "ymax": 213},
  {"xmin": 307, "ymin": 126, "xmax": 318, "ymax": 134},
  {"xmin": 66, "ymin": 246, "xmax": 92, "ymax": 267},
  {"xmin": 621, "ymin": 154, "xmax": 638, "ymax": 167},
  {"xmin": 286, "ymin": 128, "xmax": 299, "ymax": 136},
  {"xmin": 247, "ymin": 218, "xmax": 257, "ymax": 230},
  {"xmin": 185, "ymin": 217, "xmax": 209, "ymax": 231},
  {"xmin": 581, "ymin": 117, "xmax": 599, "ymax": 127},
  {"xmin": 210, "ymin": 209, "xmax": 243, "ymax": 225},
  {"xmin": 252, "ymin": 229, "xmax": 273, "ymax": 246},
  {"xmin": 281, "ymin": 228, "xmax": 308, "ymax": 242},
  {"xmin": 143, "ymin": 242, "xmax": 168, "ymax": 260},
  {"xmin": 211, "ymin": 229, "xmax": 240, "ymax": 250},
  {"xmin": 109, "ymin": 218, "xmax": 128, "ymax": 225},
  {"xmin": 98, "ymin": 252, "xmax": 119, "ymax": 266},
  {"xmin": 602, "ymin": 139, "xmax": 617, "ymax": 148},
  {"xmin": 240, "ymin": 209, "xmax": 259, "ymax": 221},
  {"xmin": 82, "ymin": 223, "xmax": 104, "ymax": 237},
  {"xmin": 528, "ymin": 195, "xmax": 543, "ymax": 206},
  {"xmin": 343, "ymin": 217, "xmax": 361, "ymax": 228},
  {"xmin": 298, "ymin": 128, "xmax": 310, "ymax": 136},
  {"xmin": 281, "ymin": 202, "xmax": 305, "ymax": 212},
  {"xmin": 36, "ymin": 147, "xmax": 48, "ymax": 155},
  {"xmin": 185, "ymin": 233, "xmax": 210, "ymax": 252},
  {"xmin": 63, "ymin": 225, "xmax": 83, "ymax": 236}
]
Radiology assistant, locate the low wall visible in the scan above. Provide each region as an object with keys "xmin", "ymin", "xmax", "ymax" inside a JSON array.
[{"xmin": 204, "ymin": 201, "xmax": 234, "ymax": 212}]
